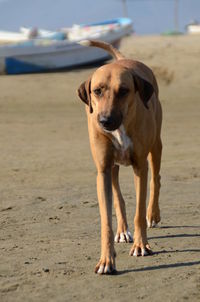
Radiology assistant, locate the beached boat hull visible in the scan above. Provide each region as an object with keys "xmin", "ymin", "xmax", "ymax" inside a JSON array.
[
  {"xmin": 0, "ymin": 18, "xmax": 133, "ymax": 74},
  {"xmin": 187, "ymin": 24, "xmax": 200, "ymax": 35}
]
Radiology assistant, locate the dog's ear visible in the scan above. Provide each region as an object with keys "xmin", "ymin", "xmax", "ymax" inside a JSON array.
[
  {"xmin": 132, "ymin": 73, "xmax": 154, "ymax": 109},
  {"xmin": 77, "ymin": 78, "xmax": 93, "ymax": 113}
]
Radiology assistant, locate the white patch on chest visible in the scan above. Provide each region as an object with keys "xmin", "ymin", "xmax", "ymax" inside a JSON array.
[
  {"xmin": 111, "ymin": 125, "xmax": 131, "ymax": 151},
  {"xmin": 110, "ymin": 125, "xmax": 133, "ymax": 166}
]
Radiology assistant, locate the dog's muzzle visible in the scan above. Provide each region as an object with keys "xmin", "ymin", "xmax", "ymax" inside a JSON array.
[{"xmin": 98, "ymin": 112, "xmax": 122, "ymax": 131}]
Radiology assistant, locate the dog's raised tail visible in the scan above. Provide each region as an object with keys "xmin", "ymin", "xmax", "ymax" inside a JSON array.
[{"xmin": 78, "ymin": 40, "xmax": 125, "ymax": 61}]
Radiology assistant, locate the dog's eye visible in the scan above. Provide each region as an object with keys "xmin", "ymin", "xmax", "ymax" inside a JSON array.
[
  {"xmin": 93, "ymin": 88, "xmax": 102, "ymax": 97},
  {"xmin": 117, "ymin": 87, "xmax": 129, "ymax": 97}
]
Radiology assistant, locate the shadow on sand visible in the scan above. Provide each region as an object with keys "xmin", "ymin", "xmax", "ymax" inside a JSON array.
[
  {"xmin": 114, "ymin": 226, "xmax": 200, "ymax": 276},
  {"xmin": 148, "ymin": 233, "xmax": 200, "ymax": 240},
  {"xmin": 160, "ymin": 225, "xmax": 200, "ymax": 229},
  {"xmin": 116, "ymin": 260, "xmax": 200, "ymax": 275}
]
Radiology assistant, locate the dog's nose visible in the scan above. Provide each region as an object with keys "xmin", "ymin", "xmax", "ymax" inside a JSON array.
[
  {"xmin": 99, "ymin": 115, "xmax": 113, "ymax": 128},
  {"xmin": 98, "ymin": 113, "xmax": 122, "ymax": 131}
]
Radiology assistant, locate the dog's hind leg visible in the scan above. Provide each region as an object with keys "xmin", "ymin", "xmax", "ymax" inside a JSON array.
[
  {"xmin": 129, "ymin": 160, "xmax": 152, "ymax": 257},
  {"xmin": 112, "ymin": 165, "xmax": 133, "ymax": 243},
  {"xmin": 147, "ymin": 137, "xmax": 162, "ymax": 228}
]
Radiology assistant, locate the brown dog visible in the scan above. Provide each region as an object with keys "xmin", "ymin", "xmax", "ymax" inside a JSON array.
[{"xmin": 77, "ymin": 40, "xmax": 162, "ymax": 274}]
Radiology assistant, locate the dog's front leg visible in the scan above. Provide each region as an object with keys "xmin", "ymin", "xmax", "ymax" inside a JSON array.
[
  {"xmin": 130, "ymin": 160, "xmax": 152, "ymax": 257},
  {"xmin": 95, "ymin": 168, "xmax": 116, "ymax": 274}
]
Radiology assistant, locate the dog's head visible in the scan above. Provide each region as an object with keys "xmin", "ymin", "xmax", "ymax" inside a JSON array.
[{"xmin": 77, "ymin": 62, "xmax": 154, "ymax": 132}]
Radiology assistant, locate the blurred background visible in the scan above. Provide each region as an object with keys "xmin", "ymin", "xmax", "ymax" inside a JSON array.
[
  {"xmin": 0, "ymin": 1, "xmax": 200, "ymax": 301},
  {"xmin": 0, "ymin": 0, "xmax": 199, "ymax": 35}
]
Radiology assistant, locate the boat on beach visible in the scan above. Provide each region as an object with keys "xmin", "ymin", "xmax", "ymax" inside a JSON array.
[
  {"xmin": 0, "ymin": 31, "xmax": 27, "ymax": 43},
  {"xmin": 186, "ymin": 21, "xmax": 200, "ymax": 35},
  {"xmin": 0, "ymin": 18, "xmax": 133, "ymax": 74}
]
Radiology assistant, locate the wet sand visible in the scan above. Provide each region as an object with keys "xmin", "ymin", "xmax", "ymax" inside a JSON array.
[{"xmin": 0, "ymin": 35, "xmax": 200, "ymax": 301}]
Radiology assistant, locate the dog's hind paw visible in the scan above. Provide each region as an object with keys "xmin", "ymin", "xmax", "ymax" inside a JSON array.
[
  {"xmin": 114, "ymin": 229, "xmax": 133, "ymax": 243},
  {"xmin": 129, "ymin": 243, "xmax": 152, "ymax": 257},
  {"xmin": 146, "ymin": 208, "xmax": 161, "ymax": 228},
  {"xmin": 147, "ymin": 218, "xmax": 158, "ymax": 228}
]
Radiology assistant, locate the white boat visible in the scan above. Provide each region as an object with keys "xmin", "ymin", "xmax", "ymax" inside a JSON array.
[
  {"xmin": 186, "ymin": 21, "xmax": 200, "ymax": 34},
  {"xmin": 0, "ymin": 31, "xmax": 28, "ymax": 43},
  {"xmin": 0, "ymin": 18, "xmax": 133, "ymax": 74},
  {"xmin": 0, "ymin": 27, "xmax": 66, "ymax": 42}
]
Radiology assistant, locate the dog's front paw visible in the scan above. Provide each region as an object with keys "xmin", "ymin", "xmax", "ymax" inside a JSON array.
[
  {"xmin": 114, "ymin": 228, "xmax": 133, "ymax": 243},
  {"xmin": 95, "ymin": 252, "xmax": 116, "ymax": 275}
]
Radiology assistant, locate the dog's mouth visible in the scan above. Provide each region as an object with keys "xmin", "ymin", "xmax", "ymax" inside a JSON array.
[{"xmin": 98, "ymin": 113, "xmax": 123, "ymax": 132}]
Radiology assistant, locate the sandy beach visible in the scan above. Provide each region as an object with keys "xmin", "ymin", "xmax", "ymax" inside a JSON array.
[{"xmin": 0, "ymin": 35, "xmax": 200, "ymax": 301}]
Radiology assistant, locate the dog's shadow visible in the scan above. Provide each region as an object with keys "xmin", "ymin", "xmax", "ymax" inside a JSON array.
[
  {"xmin": 116, "ymin": 260, "xmax": 200, "ymax": 275},
  {"xmin": 116, "ymin": 225, "xmax": 200, "ymax": 275},
  {"xmin": 160, "ymin": 225, "xmax": 200, "ymax": 229},
  {"xmin": 148, "ymin": 232, "xmax": 200, "ymax": 240}
]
